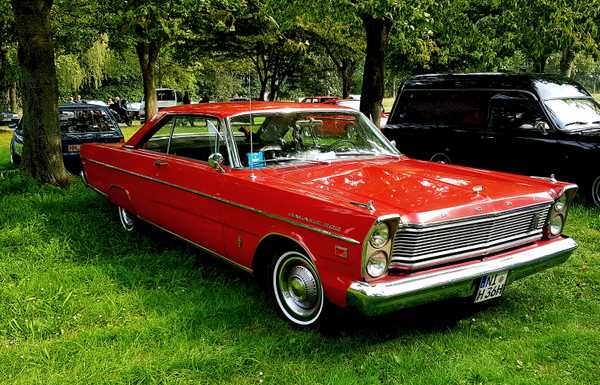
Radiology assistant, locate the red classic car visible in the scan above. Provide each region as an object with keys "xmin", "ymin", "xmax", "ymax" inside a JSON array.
[{"xmin": 80, "ymin": 101, "xmax": 578, "ymax": 327}]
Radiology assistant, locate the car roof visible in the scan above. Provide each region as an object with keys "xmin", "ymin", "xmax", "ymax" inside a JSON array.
[
  {"xmin": 158, "ymin": 101, "xmax": 354, "ymax": 119},
  {"xmin": 401, "ymin": 72, "xmax": 591, "ymax": 99},
  {"xmin": 404, "ymin": 72, "xmax": 574, "ymax": 90},
  {"xmin": 59, "ymin": 103, "xmax": 109, "ymax": 109}
]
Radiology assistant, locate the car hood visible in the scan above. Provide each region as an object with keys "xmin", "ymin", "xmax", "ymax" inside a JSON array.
[
  {"xmin": 268, "ymin": 157, "xmax": 557, "ymax": 225},
  {"xmin": 561, "ymin": 128, "xmax": 600, "ymax": 143}
]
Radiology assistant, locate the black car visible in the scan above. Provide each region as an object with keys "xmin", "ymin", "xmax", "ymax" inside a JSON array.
[
  {"xmin": 385, "ymin": 73, "xmax": 600, "ymax": 206},
  {"xmin": 10, "ymin": 104, "xmax": 123, "ymax": 174}
]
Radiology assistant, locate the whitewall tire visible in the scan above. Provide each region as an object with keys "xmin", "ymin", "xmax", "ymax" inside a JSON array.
[
  {"xmin": 118, "ymin": 206, "xmax": 136, "ymax": 232},
  {"xmin": 271, "ymin": 251, "xmax": 324, "ymax": 326}
]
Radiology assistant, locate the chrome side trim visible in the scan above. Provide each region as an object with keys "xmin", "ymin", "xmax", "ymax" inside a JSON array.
[
  {"xmin": 143, "ymin": 217, "xmax": 253, "ymax": 274},
  {"xmin": 347, "ymin": 237, "xmax": 577, "ymax": 316},
  {"xmin": 86, "ymin": 158, "xmax": 360, "ymax": 245},
  {"xmin": 89, "ymin": 184, "xmax": 108, "ymax": 197}
]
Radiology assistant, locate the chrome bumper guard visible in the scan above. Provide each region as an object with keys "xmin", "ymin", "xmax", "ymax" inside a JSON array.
[{"xmin": 347, "ymin": 237, "xmax": 577, "ymax": 316}]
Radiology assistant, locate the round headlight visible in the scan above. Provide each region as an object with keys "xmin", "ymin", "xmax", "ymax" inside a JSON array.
[
  {"xmin": 366, "ymin": 251, "xmax": 388, "ymax": 278},
  {"xmin": 369, "ymin": 222, "xmax": 390, "ymax": 248},
  {"xmin": 548, "ymin": 214, "xmax": 564, "ymax": 236},
  {"xmin": 554, "ymin": 195, "xmax": 567, "ymax": 212}
]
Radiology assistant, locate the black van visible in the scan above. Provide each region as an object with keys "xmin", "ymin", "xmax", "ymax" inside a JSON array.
[{"xmin": 384, "ymin": 73, "xmax": 600, "ymax": 206}]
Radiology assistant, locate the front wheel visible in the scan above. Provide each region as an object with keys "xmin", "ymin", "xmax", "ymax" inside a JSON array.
[
  {"xmin": 118, "ymin": 206, "xmax": 136, "ymax": 232},
  {"xmin": 271, "ymin": 251, "xmax": 324, "ymax": 327}
]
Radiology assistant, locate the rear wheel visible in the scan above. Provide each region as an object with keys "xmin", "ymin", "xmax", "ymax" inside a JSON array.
[
  {"xmin": 430, "ymin": 152, "xmax": 451, "ymax": 164},
  {"xmin": 589, "ymin": 176, "xmax": 600, "ymax": 207},
  {"xmin": 118, "ymin": 206, "xmax": 136, "ymax": 232},
  {"xmin": 271, "ymin": 251, "xmax": 324, "ymax": 327}
]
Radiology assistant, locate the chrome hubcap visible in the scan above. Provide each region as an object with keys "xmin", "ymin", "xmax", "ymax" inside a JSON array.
[
  {"xmin": 119, "ymin": 207, "xmax": 135, "ymax": 231},
  {"xmin": 274, "ymin": 252, "xmax": 323, "ymax": 324}
]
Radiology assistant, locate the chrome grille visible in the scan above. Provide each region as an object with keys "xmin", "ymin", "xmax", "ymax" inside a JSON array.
[{"xmin": 390, "ymin": 204, "xmax": 551, "ymax": 270}]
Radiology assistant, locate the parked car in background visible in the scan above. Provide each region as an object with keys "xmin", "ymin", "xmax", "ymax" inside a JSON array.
[
  {"xmin": 86, "ymin": 100, "xmax": 108, "ymax": 107},
  {"xmin": 140, "ymin": 88, "xmax": 182, "ymax": 122},
  {"xmin": 11, "ymin": 104, "xmax": 123, "ymax": 174},
  {"xmin": 0, "ymin": 111, "xmax": 20, "ymax": 126},
  {"xmin": 300, "ymin": 96, "xmax": 339, "ymax": 104},
  {"xmin": 81, "ymin": 101, "xmax": 577, "ymax": 327},
  {"xmin": 384, "ymin": 73, "xmax": 600, "ymax": 206},
  {"xmin": 125, "ymin": 100, "xmax": 142, "ymax": 120},
  {"xmin": 324, "ymin": 98, "xmax": 389, "ymax": 127}
]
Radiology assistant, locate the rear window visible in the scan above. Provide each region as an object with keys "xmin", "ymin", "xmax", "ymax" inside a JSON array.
[
  {"xmin": 392, "ymin": 90, "xmax": 488, "ymax": 129},
  {"xmin": 59, "ymin": 108, "xmax": 117, "ymax": 133}
]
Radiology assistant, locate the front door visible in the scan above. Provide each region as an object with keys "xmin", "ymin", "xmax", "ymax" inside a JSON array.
[
  {"xmin": 135, "ymin": 114, "xmax": 229, "ymax": 255},
  {"xmin": 484, "ymin": 91, "xmax": 558, "ymax": 176}
]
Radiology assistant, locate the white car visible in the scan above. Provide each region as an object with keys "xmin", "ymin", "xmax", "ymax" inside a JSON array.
[{"xmin": 140, "ymin": 88, "xmax": 182, "ymax": 122}]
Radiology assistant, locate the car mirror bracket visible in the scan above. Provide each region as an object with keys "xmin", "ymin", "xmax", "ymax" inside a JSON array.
[
  {"xmin": 535, "ymin": 121, "xmax": 550, "ymax": 135},
  {"xmin": 208, "ymin": 153, "xmax": 225, "ymax": 173}
]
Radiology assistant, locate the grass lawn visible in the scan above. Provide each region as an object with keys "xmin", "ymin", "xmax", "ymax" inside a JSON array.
[{"xmin": 0, "ymin": 125, "xmax": 599, "ymax": 385}]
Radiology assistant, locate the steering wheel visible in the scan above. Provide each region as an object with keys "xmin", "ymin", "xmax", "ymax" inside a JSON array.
[{"xmin": 327, "ymin": 139, "xmax": 356, "ymax": 151}]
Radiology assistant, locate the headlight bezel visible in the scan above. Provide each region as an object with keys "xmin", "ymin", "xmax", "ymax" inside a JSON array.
[
  {"xmin": 362, "ymin": 214, "xmax": 402, "ymax": 281},
  {"xmin": 544, "ymin": 186, "xmax": 577, "ymax": 239}
]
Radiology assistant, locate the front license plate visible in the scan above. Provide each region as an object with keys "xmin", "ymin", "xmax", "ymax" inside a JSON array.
[
  {"xmin": 475, "ymin": 271, "xmax": 508, "ymax": 303},
  {"xmin": 67, "ymin": 144, "xmax": 80, "ymax": 152}
]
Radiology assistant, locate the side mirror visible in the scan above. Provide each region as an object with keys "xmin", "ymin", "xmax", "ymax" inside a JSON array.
[
  {"xmin": 390, "ymin": 139, "xmax": 397, "ymax": 148},
  {"xmin": 8, "ymin": 122, "xmax": 17, "ymax": 129},
  {"xmin": 208, "ymin": 153, "xmax": 225, "ymax": 173},
  {"xmin": 535, "ymin": 121, "xmax": 550, "ymax": 135}
]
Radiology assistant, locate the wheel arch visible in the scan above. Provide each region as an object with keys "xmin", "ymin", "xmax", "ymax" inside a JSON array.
[{"xmin": 252, "ymin": 232, "xmax": 317, "ymax": 282}]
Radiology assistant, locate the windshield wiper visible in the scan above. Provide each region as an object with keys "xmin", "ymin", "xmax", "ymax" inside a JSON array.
[
  {"xmin": 564, "ymin": 121, "xmax": 590, "ymax": 127},
  {"xmin": 264, "ymin": 157, "xmax": 330, "ymax": 165},
  {"xmin": 334, "ymin": 151, "xmax": 378, "ymax": 156}
]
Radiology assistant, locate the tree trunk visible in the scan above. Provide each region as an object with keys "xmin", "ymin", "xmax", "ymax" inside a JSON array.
[
  {"xmin": 11, "ymin": 0, "xmax": 68, "ymax": 184},
  {"xmin": 136, "ymin": 42, "xmax": 159, "ymax": 120},
  {"xmin": 258, "ymin": 79, "xmax": 268, "ymax": 101},
  {"xmin": 9, "ymin": 84, "xmax": 17, "ymax": 112},
  {"xmin": 534, "ymin": 55, "xmax": 548, "ymax": 73},
  {"xmin": 341, "ymin": 62, "xmax": 356, "ymax": 99},
  {"xmin": 360, "ymin": 15, "xmax": 391, "ymax": 128},
  {"xmin": 560, "ymin": 48, "xmax": 575, "ymax": 78}
]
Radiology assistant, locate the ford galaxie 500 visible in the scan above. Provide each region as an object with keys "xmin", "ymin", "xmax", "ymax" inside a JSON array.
[{"xmin": 80, "ymin": 102, "xmax": 577, "ymax": 326}]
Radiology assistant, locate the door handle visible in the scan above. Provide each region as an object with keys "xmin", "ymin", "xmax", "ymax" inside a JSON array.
[
  {"xmin": 154, "ymin": 159, "xmax": 168, "ymax": 167},
  {"xmin": 481, "ymin": 135, "xmax": 496, "ymax": 140}
]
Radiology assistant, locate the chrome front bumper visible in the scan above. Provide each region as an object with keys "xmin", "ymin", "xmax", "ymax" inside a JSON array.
[{"xmin": 347, "ymin": 237, "xmax": 577, "ymax": 316}]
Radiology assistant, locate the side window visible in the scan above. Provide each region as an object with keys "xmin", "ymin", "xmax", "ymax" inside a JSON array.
[
  {"xmin": 393, "ymin": 91, "xmax": 487, "ymax": 130},
  {"xmin": 142, "ymin": 116, "xmax": 175, "ymax": 153},
  {"xmin": 140, "ymin": 115, "xmax": 228, "ymax": 164},
  {"xmin": 169, "ymin": 116, "xmax": 226, "ymax": 162},
  {"xmin": 488, "ymin": 92, "xmax": 544, "ymax": 132}
]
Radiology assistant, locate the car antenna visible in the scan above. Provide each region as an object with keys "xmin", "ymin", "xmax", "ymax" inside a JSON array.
[{"xmin": 248, "ymin": 75, "xmax": 256, "ymax": 181}]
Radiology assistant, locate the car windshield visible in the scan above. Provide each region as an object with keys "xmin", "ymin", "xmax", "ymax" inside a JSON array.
[
  {"xmin": 230, "ymin": 110, "xmax": 398, "ymax": 167},
  {"xmin": 544, "ymin": 98, "xmax": 600, "ymax": 130},
  {"xmin": 59, "ymin": 108, "xmax": 117, "ymax": 133}
]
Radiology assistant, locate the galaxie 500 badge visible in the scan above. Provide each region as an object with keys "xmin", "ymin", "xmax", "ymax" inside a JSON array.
[{"xmin": 288, "ymin": 213, "xmax": 342, "ymax": 232}]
